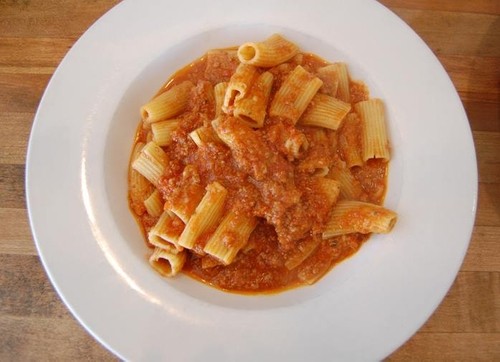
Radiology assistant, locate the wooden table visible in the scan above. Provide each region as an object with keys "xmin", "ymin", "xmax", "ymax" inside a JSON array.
[{"xmin": 0, "ymin": 0, "xmax": 498, "ymax": 360}]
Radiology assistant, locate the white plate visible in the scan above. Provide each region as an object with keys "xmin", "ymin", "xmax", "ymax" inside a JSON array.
[{"xmin": 26, "ymin": 0, "xmax": 477, "ymax": 360}]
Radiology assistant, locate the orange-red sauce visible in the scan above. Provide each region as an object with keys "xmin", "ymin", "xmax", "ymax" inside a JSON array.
[{"xmin": 130, "ymin": 51, "xmax": 388, "ymax": 293}]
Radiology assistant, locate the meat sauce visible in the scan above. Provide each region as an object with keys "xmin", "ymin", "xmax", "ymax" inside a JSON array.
[{"xmin": 130, "ymin": 50, "xmax": 388, "ymax": 293}]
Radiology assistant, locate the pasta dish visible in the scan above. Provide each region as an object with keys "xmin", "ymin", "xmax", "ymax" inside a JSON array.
[{"xmin": 128, "ymin": 34, "xmax": 397, "ymax": 293}]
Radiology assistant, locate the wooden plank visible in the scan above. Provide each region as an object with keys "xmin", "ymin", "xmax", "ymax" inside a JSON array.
[
  {"xmin": 421, "ymin": 272, "xmax": 500, "ymax": 333},
  {"xmin": 476, "ymin": 183, "xmax": 500, "ymax": 227},
  {"xmin": 385, "ymin": 9, "xmax": 500, "ymax": 58},
  {"xmin": 380, "ymin": 0, "xmax": 500, "ymax": 15},
  {"xmin": 390, "ymin": 8, "xmax": 500, "ymax": 35},
  {"xmin": 0, "ymin": 254, "xmax": 64, "ymax": 317},
  {"xmin": 457, "ymin": 90, "xmax": 499, "ymax": 104},
  {"xmin": 464, "ymin": 101, "xmax": 499, "ymax": 132},
  {"xmin": 0, "ymin": 164, "xmax": 26, "ymax": 209},
  {"xmin": 0, "ymin": 0, "xmax": 121, "ymax": 38},
  {"xmin": 0, "ymin": 37, "xmax": 72, "ymax": 68},
  {"xmin": 440, "ymin": 56, "xmax": 499, "ymax": 99},
  {"xmin": 0, "ymin": 74, "xmax": 50, "ymax": 113},
  {"xmin": 0, "ymin": 66, "xmax": 56, "ymax": 74},
  {"xmin": 388, "ymin": 332, "xmax": 500, "ymax": 360},
  {"xmin": 0, "ymin": 315, "xmax": 115, "ymax": 361},
  {"xmin": 0, "ymin": 208, "xmax": 35, "ymax": 256},
  {"xmin": 0, "ymin": 113, "xmax": 33, "ymax": 165},
  {"xmin": 478, "ymin": 162, "xmax": 500, "ymax": 184},
  {"xmin": 474, "ymin": 131, "xmax": 500, "ymax": 184},
  {"xmin": 462, "ymin": 226, "xmax": 500, "ymax": 271},
  {"xmin": 474, "ymin": 131, "xmax": 500, "ymax": 165},
  {"xmin": 422, "ymin": 32, "xmax": 499, "ymax": 57}
]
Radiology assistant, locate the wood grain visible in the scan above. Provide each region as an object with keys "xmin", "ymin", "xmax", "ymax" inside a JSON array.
[
  {"xmin": 387, "ymin": 333, "xmax": 500, "ymax": 361},
  {"xmin": 420, "ymin": 272, "xmax": 500, "ymax": 333},
  {"xmin": 0, "ymin": 37, "xmax": 72, "ymax": 69},
  {"xmin": 0, "ymin": 165, "xmax": 26, "ymax": 209},
  {"xmin": 0, "ymin": 209, "xmax": 35, "ymax": 255},
  {"xmin": 476, "ymin": 183, "xmax": 500, "ymax": 227},
  {"xmin": 462, "ymin": 226, "xmax": 500, "ymax": 271},
  {"xmin": 381, "ymin": 0, "xmax": 500, "ymax": 14},
  {"xmin": 0, "ymin": 0, "xmax": 122, "ymax": 38},
  {"xmin": 442, "ymin": 56, "xmax": 499, "ymax": 102},
  {"xmin": 0, "ymin": 0, "xmax": 498, "ymax": 360},
  {"xmin": 465, "ymin": 102, "xmax": 499, "ymax": 132},
  {"xmin": 0, "ymin": 74, "xmax": 50, "ymax": 112},
  {"xmin": 0, "ymin": 113, "xmax": 33, "ymax": 165},
  {"xmin": 0, "ymin": 315, "xmax": 115, "ymax": 361}
]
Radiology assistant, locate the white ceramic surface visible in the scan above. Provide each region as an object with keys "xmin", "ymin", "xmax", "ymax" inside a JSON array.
[{"xmin": 26, "ymin": 0, "xmax": 477, "ymax": 360}]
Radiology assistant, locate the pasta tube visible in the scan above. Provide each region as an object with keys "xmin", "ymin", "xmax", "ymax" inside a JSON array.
[
  {"xmin": 234, "ymin": 71, "xmax": 274, "ymax": 128},
  {"xmin": 329, "ymin": 167, "xmax": 363, "ymax": 200},
  {"xmin": 129, "ymin": 142, "xmax": 154, "ymax": 215},
  {"xmin": 299, "ymin": 93, "xmax": 351, "ymax": 130},
  {"xmin": 238, "ymin": 34, "xmax": 300, "ymax": 67},
  {"xmin": 214, "ymin": 82, "xmax": 228, "ymax": 118},
  {"xmin": 355, "ymin": 99, "xmax": 390, "ymax": 161},
  {"xmin": 149, "ymin": 210, "xmax": 185, "ymax": 250},
  {"xmin": 151, "ymin": 119, "xmax": 180, "ymax": 146},
  {"xmin": 141, "ymin": 81, "xmax": 193, "ymax": 124},
  {"xmin": 333, "ymin": 63, "xmax": 350, "ymax": 103},
  {"xmin": 177, "ymin": 182, "xmax": 228, "ymax": 249},
  {"xmin": 338, "ymin": 113, "xmax": 363, "ymax": 168},
  {"xmin": 144, "ymin": 189, "xmax": 163, "ymax": 217},
  {"xmin": 285, "ymin": 237, "xmax": 322, "ymax": 270},
  {"xmin": 203, "ymin": 212, "xmax": 257, "ymax": 265},
  {"xmin": 189, "ymin": 126, "xmax": 222, "ymax": 147},
  {"xmin": 223, "ymin": 64, "xmax": 258, "ymax": 113},
  {"xmin": 149, "ymin": 247, "xmax": 186, "ymax": 277},
  {"xmin": 168, "ymin": 165, "xmax": 205, "ymax": 223},
  {"xmin": 269, "ymin": 65, "xmax": 323, "ymax": 124},
  {"xmin": 316, "ymin": 64, "xmax": 339, "ymax": 97},
  {"xmin": 322, "ymin": 200, "xmax": 397, "ymax": 238},
  {"xmin": 131, "ymin": 141, "xmax": 168, "ymax": 186}
]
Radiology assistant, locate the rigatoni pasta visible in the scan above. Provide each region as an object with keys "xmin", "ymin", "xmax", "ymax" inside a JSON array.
[
  {"xmin": 177, "ymin": 182, "xmax": 228, "ymax": 249},
  {"xmin": 131, "ymin": 141, "xmax": 168, "ymax": 186},
  {"xmin": 333, "ymin": 62, "xmax": 350, "ymax": 103},
  {"xmin": 148, "ymin": 210, "xmax": 184, "ymax": 251},
  {"xmin": 144, "ymin": 189, "xmax": 164, "ymax": 217},
  {"xmin": 129, "ymin": 142, "xmax": 154, "ymax": 215},
  {"xmin": 149, "ymin": 247, "xmax": 186, "ymax": 277},
  {"xmin": 203, "ymin": 211, "xmax": 257, "ymax": 265},
  {"xmin": 141, "ymin": 81, "xmax": 193, "ymax": 124},
  {"xmin": 128, "ymin": 35, "xmax": 397, "ymax": 294},
  {"xmin": 222, "ymin": 63, "xmax": 258, "ymax": 113},
  {"xmin": 355, "ymin": 98, "xmax": 391, "ymax": 161},
  {"xmin": 338, "ymin": 113, "xmax": 364, "ymax": 168},
  {"xmin": 316, "ymin": 64, "xmax": 339, "ymax": 96},
  {"xmin": 269, "ymin": 65, "xmax": 323, "ymax": 124},
  {"xmin": 284, "ymin": 237, "xmax": 322, "ymax": 270},
  {"xmin": 189, "ymin": 126, "xmax": 222, "ymax": 147},
  {"xmin": 323, "ymin": 200, "xmax": 397, "ymax": 238},
  {"xmin": 166, "ymin": 165, "xmax": 205, "ymax": 224},
  {"xmin": 233, "ymin": 71, "xmax": 274, "ymax": 128},
  {"xmin": 151, "ymin": 119, "xmax": 180, "ymax": 146},
  {"xmin": 329, "ymin": 166, "xmax": 363, "ymax": 201},
  {"xmin": 298, "ymin": 93, "xmax": 351, "ymax": 130},
  {"xmin": 237, "ymin": 34, "xmax": 299, "ymax": 67}
]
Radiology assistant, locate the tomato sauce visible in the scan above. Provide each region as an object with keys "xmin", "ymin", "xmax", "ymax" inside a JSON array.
[{"xmin": 130, "ymin": 50, "xmax": 388, "ymax": 293}]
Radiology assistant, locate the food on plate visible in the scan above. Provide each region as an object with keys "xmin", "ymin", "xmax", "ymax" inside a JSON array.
[{"xmin": 128, "ymin": 34, "xmax": 397, "ymax": 293}]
